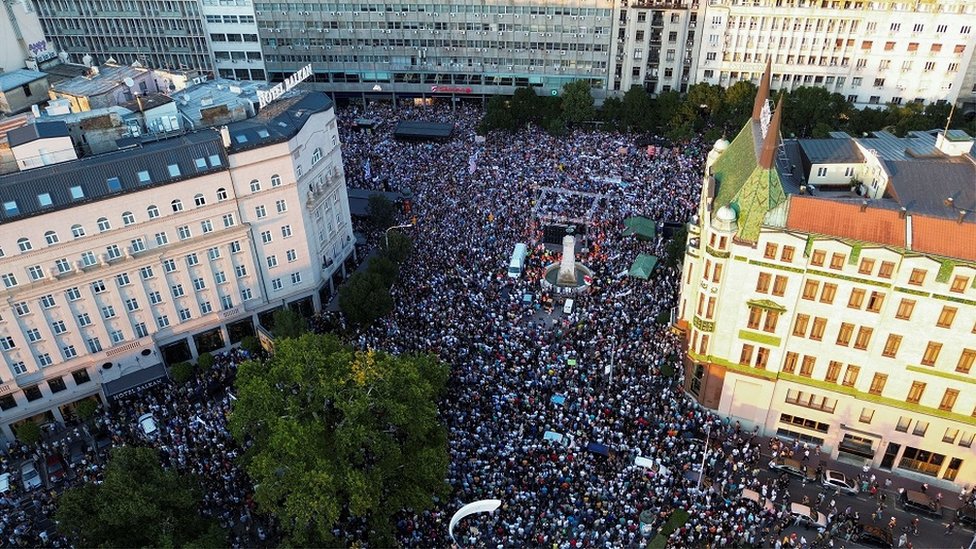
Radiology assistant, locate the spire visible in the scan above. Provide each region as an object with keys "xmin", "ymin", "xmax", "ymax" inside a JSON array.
[
  {"xmin": 759, "ymin": 96, "xmax": 783, "ymax": 169},
  {"xmin": 752, "ymin": 58, "xmax": 772, "ymax": 121}
]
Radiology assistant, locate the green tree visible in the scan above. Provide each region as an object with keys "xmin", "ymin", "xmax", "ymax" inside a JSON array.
[
  {"xmin": 715, "ymin": 80, "xmax": 756, "ymax": 132},
  {"xmin": 380, "ymin": 231, "xmax": 413, "ymax": 265},
  {"xmin": 338, "ymin": 272, "xmax": 394, "ymax": 327},
  {"xmin": 76, "ymin": 399, "xmax": 99, "ymax": 422},
  {"xmin": 782, "ymin": 87, "xmax": 850, "ymax": 137},
  {"xmin": 273, "ymin": 307, "xmax": 308, "ymax": 340},
  {"xmin": 652, "ymin": 90, "xmax": 682, "ymax": 131},
  {"xmin": 14, "ymin": 422, "xmax": 41, "ymax": 446},
  {"xmin": 510, "ymin": 86, "xmax": 541, "ymax": 127},
  {"xmin": 481, "ymin": 95, "xmax": 516, "ymax": 132},
  {"xmin": 56, "ymin": 447, "xmax": 225, "ymax": 548},
  {"xmin": 241, "ymin": 335, "xmax": 262, "ymax": 356},
  {"xmin": 678, "ymin": 83, "xmax": 725, "ymax": 130},
  {"xmin": 561, "ymin": 80, "xmax": 595, "ymax": 126},
  {"xmin": 367, "ymin": 194, "xmax": 397, "ymax": 231},
  {"xmin": 663, "ymin": 225, "xmax": 688, "ymax": 270},
  {"xmin": 621, "ymin": 85, "xmax": 654, "ymax": 132},
  {"xmin": 229, "ymin": 334, "xmax": 449, "ymax": 546},
  {"xmin": 196, "ymin": 352, "xmax": 215, "ymax": 370},
  {"xmin": 366, "ymin": 255, "xmax": 399, "ymax": 288},
  {"xmin": 170, "ymin": 362, "xmax": 195, "ymax": 384},
  {"xmin": 600, "ymin": 96, "xmax": 623, "ymax": 130}
]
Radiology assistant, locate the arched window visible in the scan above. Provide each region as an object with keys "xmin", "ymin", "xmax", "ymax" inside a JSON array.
[
  {"xmin": 44, "ymin": 231, "xmax": 59, "ymax": 245},
  {"xmin": 17, "ymin": 237, "xmax": 32, "ymax": 252},
  {"xmin": 147, "ymin": 205, "xmax": 160, "ymax": 219},
  {"xmin": 194, "ymin": 193, "xmax": 206, "ymax": 207},
  {"xmin": 71, "ymin": 224, "xmax": 86, "ymax": 238},
  {"xmin": 171, "ymin": 199, "xmax": 183, "ymax": 212},
  {"xmin": 122, "ymin": 211, "xmax": 135, "ymax": 225},
  {"xmin": 96, "ymin": 217, "xmax": 111, "ymax": 232},
  {"xmin": 249, "ymin": 179, "xmax": 261, "ymax": 192},
  {"xmin": 270, "ymin": 174, "xmax": 282, "ymax": 187},
  {"xmin": 216, "ymin": 187, "xmax": 228, "ymax": 201}
]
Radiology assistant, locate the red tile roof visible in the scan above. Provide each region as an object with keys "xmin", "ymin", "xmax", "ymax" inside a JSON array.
[
  {"xmin": 911, "ymin": 214, "xmax": 976, "ymax": 262},
  {"xmin": 785, "ymin": 196, "xmax": 907, "ymax": 248}
]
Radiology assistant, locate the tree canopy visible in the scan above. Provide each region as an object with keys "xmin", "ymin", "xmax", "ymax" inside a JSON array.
[
  {"xmin": 561, "ymin": 80, "xmax": 596, "ymax": 126},
  {"xmin": 366, "ymin": 193, "xmax": 397, "ymax": 230},
  {"xmin": 272, "ymin": 307, "xmax": 308, "ymax": 340},
  {"xmin": 229, "ymin": 334, "xmax": 450, "ymax": 546},
  {"xmin": 56, "ymin": 447, "xmax": 225, "ymax": 548}
]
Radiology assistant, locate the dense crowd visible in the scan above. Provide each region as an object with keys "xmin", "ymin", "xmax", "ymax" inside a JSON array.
[{"xmin": 3, "ymin": 99, "xmax": 966, "ymax": 548}]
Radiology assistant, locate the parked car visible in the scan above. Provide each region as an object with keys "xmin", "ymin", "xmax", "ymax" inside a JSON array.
[
  {"xmin": 821, "ymin": 469, "xmax": 858, "ymax": 495},
  {"xmin": 68, "ymin": 440, "xmax": 89, "ymax": 466},
  {"xmin": 739, "ymin": 488, "xmax": 776, "ymax": 513},
  {"xmin": 789, "ymin": 502, "xmax": 828, "ymax": 530},
  {"xmin": 955, "ymin": 502, "xmax": 976, "ymax": 527},
  {"xmin": 900, "ymin": 489, "xmax": 941, "ymax": 517},
  {"xmin": 20, "ymin": 461, "xmax": 42, "ymax": 491},
  {"xmin": 0, "ymin": 472, "xmax": 11, "ymax": 496},
  {"xmin": 852, "ymin": 523, "xmax": 893, "ymax": 548},
  {"xmin": 138, "ymin": 413, "xmax": 158, "ymax": 438},
  {"xmin": 44, "ymin": 454, "xmax": 67, "ymax": 484},
  {"xmin": 769, "ymin": 457, "xmax": 816, "ymax": 481}
]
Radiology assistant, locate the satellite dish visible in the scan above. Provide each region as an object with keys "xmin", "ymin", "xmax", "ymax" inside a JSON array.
[{"xmin": 123, "ymin": 77, "xmax": 135, "ymax": 87}]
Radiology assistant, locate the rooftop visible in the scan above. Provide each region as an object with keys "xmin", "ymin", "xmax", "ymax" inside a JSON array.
[
  {"xmin": 119, "ymin": 94, "xmax": 174, "ymax": 112},
  {"xmin": 51, "ymin": 63, "xmax": 148, "ymax": 97},
  {"xmin": 0, "ymin": 69, "xmax": 47, "ymax": 92},
  {"xmin": 7, "ymin": 121, "xmax": 70, "ymax": 148},
  {"xmin": 226, "ymin": 92, "xmax": 333, "ymax": 152},
  {"xmin": 797, "ymin": 139, "xmax": 864, "ymax": 164},
  {"xmin": 173, "ymin": 79, "xmax": 265, "ymax": 123}
]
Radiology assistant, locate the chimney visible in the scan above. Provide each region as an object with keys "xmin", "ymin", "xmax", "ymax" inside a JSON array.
[
  {"xmin": 898, "ymin": 207, "xmax": 907, "ymax": 219},
  {"xmin": 944, "ymin": 197, "xmax": 954, "ymax": 208},
  {"xmin": 959, "ymin": 210, "xmax": 967, "ymax": 224},
  {"xmin": 860, "ymin": 200, "xmax": 868, "ymax": 212},
  {"xmin": 758, "ymin": 96, "xmax": 783, "ymax": 169},
  {"xmin": 752, "ymin": 58, "xmax": 772, "ymax": 121},
  {"xmin": 219, "ymin": 125, "xmax": 231, "ymax": 148}
]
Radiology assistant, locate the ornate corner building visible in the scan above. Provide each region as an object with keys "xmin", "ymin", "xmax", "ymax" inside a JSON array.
[{"xmin": 677, "ymin": 62, "xmax": 976, "ymax": 489}]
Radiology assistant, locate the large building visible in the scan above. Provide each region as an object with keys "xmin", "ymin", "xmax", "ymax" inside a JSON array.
[
  {"xmin": 677, "ymin": 65, "xmax": 976, "ymax": 489},
  {"xmin": 691, "ymin": 0, "xmax": 976, "ymax": 108},
  {"xmin": 0, "ymin": 91, "xmax": 355, "ymax": 442}
]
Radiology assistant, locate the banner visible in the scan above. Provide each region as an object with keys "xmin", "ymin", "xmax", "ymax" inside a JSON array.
[{"xmin": 449, "ymin": 499, "xmax": 501, "ymax": 544}]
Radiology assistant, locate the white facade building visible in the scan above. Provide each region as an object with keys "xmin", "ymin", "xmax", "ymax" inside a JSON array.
[
  {"xmin": 678, "ymin": 67, "xmax": 976, "ymax": 489},
  {"xmin": 692, "ymin": 0, "xmax": 976, "ymax": 107},
  {"xmin": 201, "ymin": 0, "xmax": 267, "ymax": 81},
  {"xmin": 0, "ymin": 92, "xmax": 353, "ymax": 442}
]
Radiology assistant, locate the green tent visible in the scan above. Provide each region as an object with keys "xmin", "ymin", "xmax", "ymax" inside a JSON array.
[
  {"xmin": 628, "ymin": 254, "xmax": 659, "ymax": 279},
  {"xmin": 622, "ymin": 216, "xmax": 657, "ymax": 240}
]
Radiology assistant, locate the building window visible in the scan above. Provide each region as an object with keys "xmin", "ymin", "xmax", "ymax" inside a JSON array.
[
  {"xmin": 178, "ymin": 308, "xmax": 192, "ymax": 321},
  {"xmin": 223, "ymin": 213, "xmax": 236, "ymax": 228},
  {"xmin": 908, "ymin": 268, "xmax": 926, "ymax": 285},
  {"xmin": 836, "ymin": 323, "xmax": 854, "ymax": 346},
  {"xmin": 271, "ymin": 174, "xmax": 282, "ymax": 187},
  {"xmin": 71, "ymin": 224, "xmax": 86, "ymax": 238},
  {"xmin": 868, "ymin": 373, "xmax": 888, "ymax": 395},
  {"xmin": 281, "ymin": 225, "xmax": 293, "ymax": 238},
  {"xmin": 866, "ymin": 291, "xmax": 884, "ymax": 313},
  {"xmin": 763, "ymin": 311, "xmax": 779, "ymax": 332},
  {"xmin": 168, "ymin": 164, "xmax": 181, "ymax": 177},
  {"xmin": 842, "ymin": 365, "xmax": 860, "ymax": 387},
  {"xmin": 848, "ymin": 288, "xmax": 865, "ymax": 309},
  {"xmin": 739, "ymin": 344, "xmax": 754, "ymax": 365},
  {"xmin": 755, "ymin": 347, "xmax": 769, "ymax": 369},
  {"xmin": 912, "ymin": 421, "xmax": 929, "ymax": 437},
  {"xmin": 825, "ymin": 361, "xmax": 842, "ymax": 383},
  {"xmin": 906, "ymin": 381, "xmax": 926, "ymax": 404},
  {"xmin": 756, "ymin": 273, "xmax": 771, "ymax": 293},
  {"xmin": 782, "ymin": 352, "xmax": 798, "ymax": 374},
  {"xmin": 194, "ymin": 193, "xmax": 206, "ymax": 207},
  {"xmin": 811, "ymin": 250, "xmax": 825, "ymax": 266},
  {"xmin": 771, "ymin": 276, "xmax": 787, "ymax": 297},
  {"xmin": 957, "ymin": 349, "xmax": 975, "ymax": 374},
  {"xmin": 44, "ymin": 231, "xmax": 59, "ymax": 245},
  {"xmin": 818, "ymin": 283, "xmax": 836, "ymax": 304},
  {"xmin": 895, "ymin": 299, "xmax": 915, "ymax": 320},
  {"xmin": 882, "ymin": 334, "xmax": 902, "ymax": 358},
  {"xmin": 859, "ymin": 408, "xmax": 874, "ymax": 424},
  {"xmin": 799, "ymin": 356, "xmax": 816, "ymax": 377},
  {"xmin": 764, "ymin": 243, "xmax": 778, "ymax": 259},
  {"xmin": 829, "ymin": 253, "xmax": 845, "ymax": 269},
  {"xmin": 853, "ymin": 327, "xmax": 873, "ymax": 350},
  {"xmin": 216, "ymin": 188, "xmax": 228, "ymax": 201},
  {"xmin": 255, "ymin": 205, "xmax": 267, "ymax": 218},
  {"xmin": 950, "ymin": 276, "xmax": 969, "ymax": 293},
  {"xmin": 809, "ymin": 317, "xmax": 826, "ymax": 341},
  {"xmin": 793, "ymin": 314, "xmax": 810, "ymax": 337},
  {"xmin": 878, "ymin": 261, "xmax": 894, "ymax": 278},
  {"xmin": 895, "ymin": 416, "xmax": 911, "ymax": 432},
  {"xmin": 921, "ymin": 342, "xmax": 942, "ymax": 366},
  {"xmin": 959, "ymin": 432, "xmax": 974, "ymax": 448},
  {"xmin": 275, "ymin": 199, "xmax": 287, "ymax": 213},
  {"xmin": 939, "ymin": 389, "xmax": 959, "ymax": 412},
  {"xmin": 943, "ymin": 428, "xmax": 959, "ymax": 444},
  {"xmin": 171, "ymin": 199, "xmax": 183, "ymax": 212},
  {"xmin": 271, "ymin": 278, "xmax": 283, "ymax": 291},
  {"xmin": 250, "ymin": 179, "xmax": 261, "ymax": 192},
  {"xmin": 802, "ymin": 280, "xmax": 819, "ymax": 300},
  {"xmin": 747, "ymin": 306, "xmax": 762, "ymax": 329},
  {"xmin": 147, "ymin": 205, "xmax": 160, "ymax": 219},
  {"xmin": 935, "ymin": 306, "xmax": 957, "ymax": 328}
]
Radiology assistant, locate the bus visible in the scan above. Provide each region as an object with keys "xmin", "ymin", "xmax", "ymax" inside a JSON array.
[{"xmin": 508, "ymin": 243, "xmax": 528, "ymax": 278}]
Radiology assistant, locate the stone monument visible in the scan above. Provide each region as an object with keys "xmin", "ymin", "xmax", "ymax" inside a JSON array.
[{"xmin": 556, "ymin": 233, "xmax": 579, "ymax": 286}]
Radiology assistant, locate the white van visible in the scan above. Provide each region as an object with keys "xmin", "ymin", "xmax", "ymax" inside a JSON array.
[
  {"xmin": 563, "ymin": 299, "xmax": 575, "ymax": 315},
  {"xmin": 507, "ymin": 243, "xmax": 527, "ymax": 278}
]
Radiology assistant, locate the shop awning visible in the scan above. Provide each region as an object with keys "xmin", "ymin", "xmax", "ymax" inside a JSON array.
[
  {"xmin": 628, "ymin": 254, "xmax": 659, "ymax": 279},
  {"xmin": 102, "ymin": 362, "xmax": 168, "ymax": 402},
  {"xmin": 622, "ymin": 216, "xmax": 657, "ymax": 239}
]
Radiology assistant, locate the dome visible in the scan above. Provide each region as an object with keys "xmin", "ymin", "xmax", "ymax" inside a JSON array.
[
  {"xmin": 715, "ymin": 205, "xmax": 737, "ymax": 222},
  {"xmin": 713, "ymin": 138, "xmax": 730, "ymax": 152}
]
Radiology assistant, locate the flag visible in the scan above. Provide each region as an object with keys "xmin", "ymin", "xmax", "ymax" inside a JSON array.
[{"xmin": 363, "ymin": 158, "xmax": 372, "ymax": 180}]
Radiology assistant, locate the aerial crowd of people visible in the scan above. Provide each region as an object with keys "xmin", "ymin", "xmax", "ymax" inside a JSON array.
[{"xmin": 1, "ymin": 98, "xmax": 971, "ymax": 548}]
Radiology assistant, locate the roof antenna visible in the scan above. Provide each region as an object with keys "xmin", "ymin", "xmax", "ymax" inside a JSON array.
[{"xmin": 943, "ymin": 102, "xmax": 955, "ymax": 136}]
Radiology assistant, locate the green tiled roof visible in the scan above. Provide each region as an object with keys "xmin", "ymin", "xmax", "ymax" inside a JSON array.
[{"xmin": 711, "ymin": 121, "xmax": 786, "ymax": 243}]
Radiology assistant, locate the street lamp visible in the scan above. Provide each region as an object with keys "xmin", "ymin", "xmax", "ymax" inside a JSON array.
[
  {"xmin": 696, "ymin": 424, "xmax": 711, "ymax": 493},
  {"xmin": 385, "ymin": 221, "xmax": 415, "ymax": 249}
]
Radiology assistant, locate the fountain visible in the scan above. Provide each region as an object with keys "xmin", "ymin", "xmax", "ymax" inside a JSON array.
[{"xmin": 542, "ymin": 229, "xmax": 593, "ymax": 294}]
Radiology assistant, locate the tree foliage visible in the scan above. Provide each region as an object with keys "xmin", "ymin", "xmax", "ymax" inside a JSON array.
[
  {"xmin": 76, "ymin": 398, "xmax": 99, "ymax": 421},
  {"xmin": 366, "ymin": 255, "xmax": 399, "ymax": 288},
  {"xmin": 621, "ymin": 86, "xmax": 654, "ymax": 132},
  {"xmin": 663, "ymin": 225, "xmax": 688, "ymax": 270},
  {"xmin": 272, "ymin": 307, "xmax": 308, "ymax": 340},
  {"xmin": 338, "ymin": 272, "xmax": 394, "ymax": 327},
  {"xmin": 170, "ymin": 361, "xmax": 195, "ymax": 384},
  {"xmin": 560, "ymin": 80, "xmax": 596, "ymax": 126},
  {"xmin": 380, "ymin": 231, "xmax": 413, "ymax": 265},
  {"xmin": 366, "ymin": 194, "xmax": 397, "ymax": 231},
  {"xmin": 14, "ymin": 422, "xmax": 41, "ymax": 445},
  {"xmin": 241, "ymin": 335, "xmax": 262, "ymax": 356},
  {"xmin": 56, "ymin": 447, "xmax": 225, "ymax": 548},
  {"xmin": 229, "ymin": 334, "xmax": 450, "ymax": 546}
]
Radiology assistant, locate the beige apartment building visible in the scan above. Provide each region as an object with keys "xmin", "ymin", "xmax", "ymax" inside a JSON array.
[
  {"xmin": 0, "ymin": 91, "xmax": 354, "ymax": 442},
  {"xmin": 677, "ymin": 66, "xmax": 976, "ymax": 489}
]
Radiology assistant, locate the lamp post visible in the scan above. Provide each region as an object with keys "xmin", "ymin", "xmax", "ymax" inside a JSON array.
[
  {"xmin": 696, "ymin": 424, "xmax": 711, "ymax": 494},
  {"xmin": 385, "ymin": 222, "xmax": 415, "ymax": 249}
]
